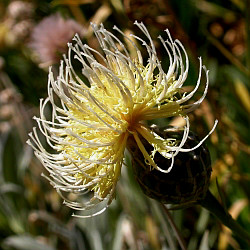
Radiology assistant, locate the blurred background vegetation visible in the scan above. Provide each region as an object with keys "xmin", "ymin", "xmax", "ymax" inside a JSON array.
[{"xmin": 0, "ymin": 0, "xmax": 249, "ymax": 249}]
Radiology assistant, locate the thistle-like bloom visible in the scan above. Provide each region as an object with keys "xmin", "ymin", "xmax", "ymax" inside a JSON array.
[
  {"xmin": 27, "ymin": 22, "xmax": 217, "ymax": 217},
  {"xmin": 29, "ymin": 14, "xmax": 83, "ymax": 66}
]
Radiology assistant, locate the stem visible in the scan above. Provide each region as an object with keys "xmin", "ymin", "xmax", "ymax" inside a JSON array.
[
  {"xmin": 198, "ymin": 190, "xmax": 250, "ymax": 244},
  {"xmin": 246, "ymin": 0, "xmax": 250, "ymax": 71},
  {"xmin": 206, "ymin": 33, "xmax": 249, "ymax": 76},
  {"xmin": 160, "ymin": 203, "xmax": 187, "ymax": 250}
]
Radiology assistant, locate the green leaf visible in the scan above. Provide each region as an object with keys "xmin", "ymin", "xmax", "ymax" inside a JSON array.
[{"xmin": 2, "ymin": 235, "xmax": 55, "ymax": 250}]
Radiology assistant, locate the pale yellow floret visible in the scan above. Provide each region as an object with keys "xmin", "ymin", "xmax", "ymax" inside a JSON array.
[{"xmin": 57, "ymin": 55, "xmax": 184, "ymax": 200}]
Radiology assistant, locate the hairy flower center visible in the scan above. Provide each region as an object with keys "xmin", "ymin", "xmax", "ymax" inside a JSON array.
[{"xmin": 122, "ymin": 109, "xmax": 142, "ymax": 132}]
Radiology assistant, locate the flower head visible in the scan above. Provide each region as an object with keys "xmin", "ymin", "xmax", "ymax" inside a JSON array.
[
  {"xmin": 29, "ymin": 14, "xmax": 83, "ymax": 66},
  {"xmin": 27, "ymin": 22, "xmax": 217, "ymax": 217}
]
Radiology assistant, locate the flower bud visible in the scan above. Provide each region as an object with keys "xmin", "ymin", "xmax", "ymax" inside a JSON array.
[{"xmin": 127, "ymin": 126, "xmax": 212, "ymax": 205}]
